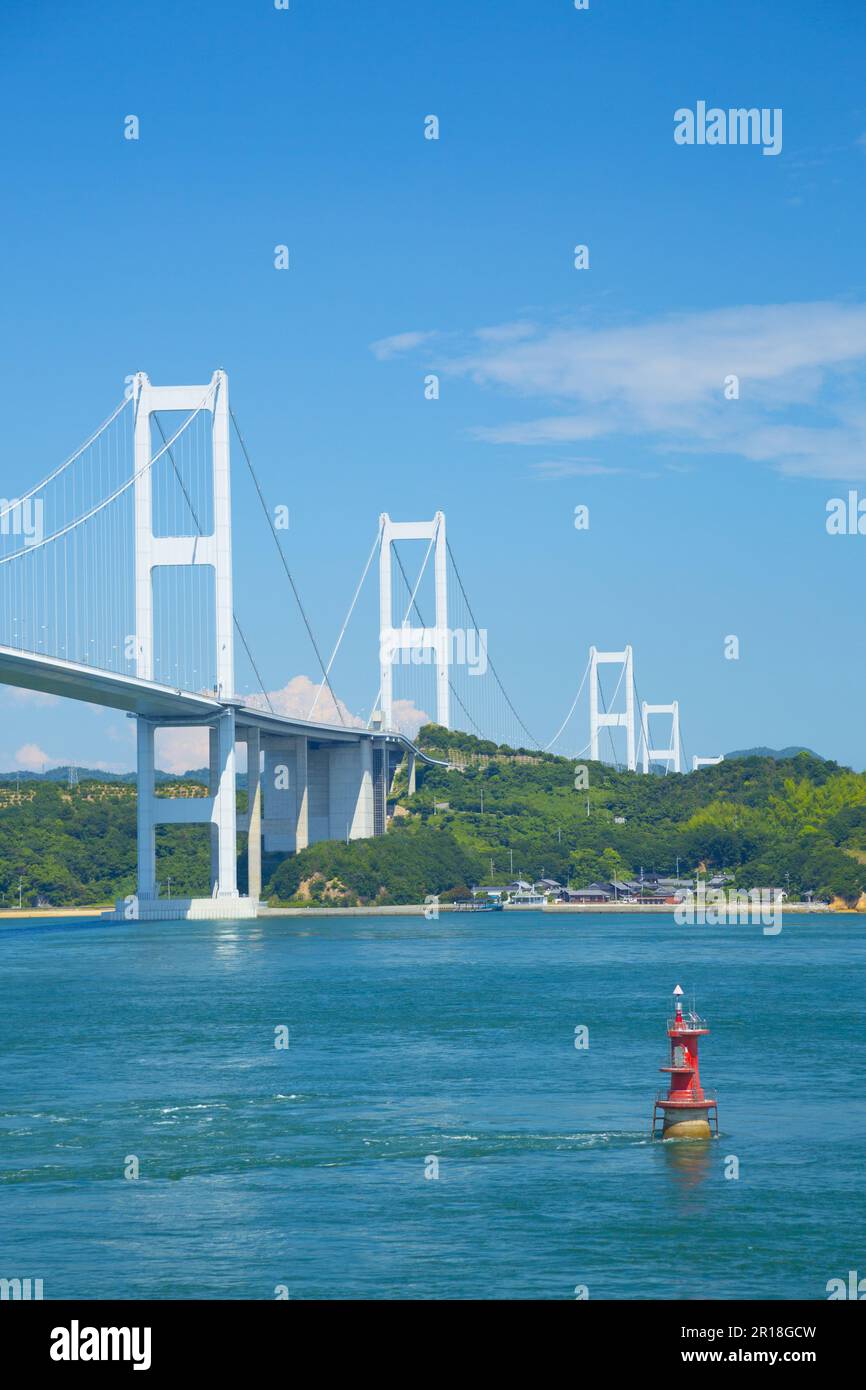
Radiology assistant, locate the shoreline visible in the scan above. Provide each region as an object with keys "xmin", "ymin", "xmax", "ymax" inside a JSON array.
[
  {"xmin": 0, "ymin": 906, "xmax": 112, "ymax": 919},
  {"xmin": 259, "ymin": 900, "xmax": 838, "ymax": 917},
  {"xmin": 0, "ymin": 901, "xmax": 846, "ymax": 922}
]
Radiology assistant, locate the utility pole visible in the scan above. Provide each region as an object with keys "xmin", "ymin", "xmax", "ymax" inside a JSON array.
[
  {"xmin": 480, "ymin": 789, "xmax": 484, "ymax": 814},
  {"xmin": 18, "ymin": 877, "xmax": 23, "ymax": 910}
]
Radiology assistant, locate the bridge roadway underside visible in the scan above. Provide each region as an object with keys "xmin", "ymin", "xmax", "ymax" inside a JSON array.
[{"xmin": 0, "ymin": 646, "xmax": 421, "ymax": 919}]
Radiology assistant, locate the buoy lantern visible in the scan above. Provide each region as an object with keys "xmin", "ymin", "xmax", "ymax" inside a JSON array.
[{"xmin": 652, "ymin": 985, "xmax": 719, "ymax": 1140}]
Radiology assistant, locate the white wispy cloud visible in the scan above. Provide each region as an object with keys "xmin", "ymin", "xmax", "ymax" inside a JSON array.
[
  {"xmin": 3, "ymin": 688, "xmax": 59, "ymax": 707},
  {"xmin": 376, "ymin": 302, "xmax": 866, "ymax": 479},
  {"xmin": 474, "ymin": 320, "xmax": 538, "ymax": 344},
  {"xmin": 530, "ymin": 458, "xmax": 622, "ymax": 479},
  {"xmin": 153, "ymin": 727, "xmax": 210, "ymax": 775},
  {"xmin": 247, "ymin": 675, "xmax": 429, "ymax": 740},
  {"xmin": 13, "ymin": 742, "xmax": 53, "ymax": 771},
  {"xmin": 369, "ymin": 330, "xmax": 437, "ymax": 361},
  {"xmin": 389, "ymin": 698, "xmax": 429, "ymax": 740},
  {"xmin": 247, "ymin": 674, "xmax": 365, "ymax": 728}
]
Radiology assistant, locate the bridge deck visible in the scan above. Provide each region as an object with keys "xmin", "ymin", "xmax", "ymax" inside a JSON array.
[{"xmin": 0, "ymin": 644, "xmax": 431, "ymax": 757}]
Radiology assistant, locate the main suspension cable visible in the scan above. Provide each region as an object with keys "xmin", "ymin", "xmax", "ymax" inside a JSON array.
[
  {"xmin": 309, "ymin": 522, "xmax": 382, "ymax": 721},
  {"xmin": 229, "ymin": 406, "xmax": 344, "ymax": 725},
  {"xmin": 445, "ymin": 538, "xmax": 540, "ymax": 748}
]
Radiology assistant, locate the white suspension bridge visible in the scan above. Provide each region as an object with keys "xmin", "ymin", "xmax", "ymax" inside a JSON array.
[{"xmin": 0, "ymin": 371, "xmax": 722, "ymax": 919}]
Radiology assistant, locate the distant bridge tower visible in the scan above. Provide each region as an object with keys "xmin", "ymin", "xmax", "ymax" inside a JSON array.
[
  {"xmin": 589, "ymin": 645, "xmax": 636, "ymax": 771},
  {"xmin": 693, "ymin": 754, "xmax": 724, "ymax": 771},
  {"xmin": 379, "ymin": 512, "xmax": 449, "ymax": 732},
  {"xmin": 131, "ymin": 370, "xmax": 239, "ymax": 904},
  {"xmin": 641, "ymin": 701, "xmax": 681, "ymax": 774}
]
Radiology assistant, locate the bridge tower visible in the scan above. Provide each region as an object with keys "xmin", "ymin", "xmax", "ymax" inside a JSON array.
[
  {"xmin": 640, "ymin": 701, "xmax": 681, "ymax": 774},
  {"xmin": 131, "ymin": 370, "xmax": 241, "ymax": 908},
  {"xmin": 589, "ymin": 646, "xmax": 636, "ymax": 771},
  {"xmin": 693, "ymin": 754, "xmax": 724, "ymax": 771},
  {"xmin": 378, "ymin": 512, "xmax": 449, "ymax": 732}
]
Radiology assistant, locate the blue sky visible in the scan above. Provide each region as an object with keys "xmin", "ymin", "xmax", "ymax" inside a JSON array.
[{"xmin": 2, "ymin": 0, "xmax": 866, "ymax": 771}]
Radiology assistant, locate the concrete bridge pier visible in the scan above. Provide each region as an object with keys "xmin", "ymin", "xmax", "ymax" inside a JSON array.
[
  {"xmin": 123, "ymin": 712, "xmax": 419, "ymax": 921},
  {"xmin": 130, "ymin": 709, "xmax": 255, "ymax": 921},
  {"xmin": 208, "ymin": 707, "xmax": 239, "ymax": 898},
  {"xmin": 239, "ymin": 726, "xmax": 262, "ymax": 905}
]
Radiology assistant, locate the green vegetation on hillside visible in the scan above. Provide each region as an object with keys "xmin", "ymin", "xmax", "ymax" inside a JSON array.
[
  {"xmin": 0, "ymin": 780, "xmax": 212, "ymax": 907},
  {"xmin": 2, "ymin": 730, "xmax": 866, "ymax": 909},
  {"xmin": 409, "ymin": 727, "xmax": 866, "ymax": 899},
  {"xmin": 268, "ymin": 823, "xmax": 480, "ymax": 907}
]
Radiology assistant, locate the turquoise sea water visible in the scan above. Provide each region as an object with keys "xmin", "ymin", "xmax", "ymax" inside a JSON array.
[{"xmin": 2, "ymin": 910, "xmax": 864, "ymax": 1300}]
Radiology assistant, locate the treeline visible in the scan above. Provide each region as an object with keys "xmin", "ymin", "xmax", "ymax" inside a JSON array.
[
  {"xmin": 400, "ymin": 727, "xmax": 866, "ymax": 903},
  {"xmin": 3, "ymin": 734, "xmax": 866, "ymax": 908},
  {"xmin": 268, "ymin": 823, "xmax": 482, "ymax": 906},
  {"xmin": 0, "ymin": 781, "xmax": 212, "ymax": 907}
]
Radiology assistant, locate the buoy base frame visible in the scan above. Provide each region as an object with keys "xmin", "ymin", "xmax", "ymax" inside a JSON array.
[{"xmin": 652, "ymin": 1100, "xmax": 718, "ymax": 1141}]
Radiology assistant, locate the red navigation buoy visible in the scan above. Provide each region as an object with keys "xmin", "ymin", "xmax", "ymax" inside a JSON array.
[{"xmin": 651, "ymin": 985, "xmax": 719, "ymax": 1140}]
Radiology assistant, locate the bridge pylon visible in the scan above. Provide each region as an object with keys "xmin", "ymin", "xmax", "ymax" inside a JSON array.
[
  {"xmin": 378, "ymin": 511, "xmax": 449, "ymax": 732},
  {"xmin": 589, "ymin": 645, "xmax": 636, "ymax": 771},
  {"xmin": 640, "ymin": 700, "xmax": 682, "ymax": 774},
  {"xmin": 130, "ymin": 371, "xmax": 244, "ymax": 912}
]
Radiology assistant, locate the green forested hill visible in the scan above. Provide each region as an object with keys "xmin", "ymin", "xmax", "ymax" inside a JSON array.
[
  {"xmin": 3, "ymin": 731, "xmax": 866, "ymax": 908},
  {"xmin": 417, "ymin": 727, "xmax": 866, "ymax": 896},
  {"xmin": 271, "ymin": 728, "xmax": 866, "ymax": 906},
  {"xmin": 0, "ymin": 780, "xmax": 211, "ymax": 907}
]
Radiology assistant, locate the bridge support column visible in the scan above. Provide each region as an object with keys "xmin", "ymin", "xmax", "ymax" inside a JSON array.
[
  {"xmin": 359, "ymin": 738, "xmax": 374, "ymax": 836},
  {"xmin": 209, "ymin": 708, "xmax": 238, "ymax": 897},
  {"xmin": 326, "ymin": 739, "xmax": 374, "ymax": 842},
  {"xmin": 372, "ymin": 741, "xmax": 387, "ymax": 836},
  {"xmin": 296, "ymin": 735, "xmax": 309, "ymax": 852},
  {"xmin": 245, "ymin": 728, "xmax": 262, "ymax": 904},
  {"xmin": 125, "ymin": 710, "xmax": 254, "ymax": 922},
  {"xmin": 406, "ymin": 750, "xmax": 416, "ymax": 796},
  {"xmin": 136, "ymin": 718, "xmax": 157, "ymax": 900}
]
